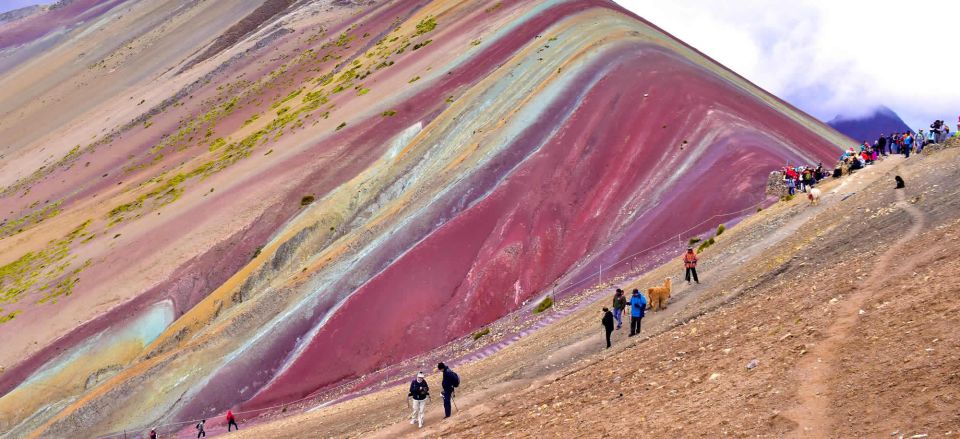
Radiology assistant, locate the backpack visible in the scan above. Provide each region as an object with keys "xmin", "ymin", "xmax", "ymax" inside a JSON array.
[{"xmin": 449, "ymin": 370, "xmax": 460, "ymax": 388}]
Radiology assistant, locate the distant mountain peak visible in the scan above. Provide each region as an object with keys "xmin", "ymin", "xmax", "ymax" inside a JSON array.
[{"xmin": 828, "ymin": 105, "xmax": 911, "ymax": 141}]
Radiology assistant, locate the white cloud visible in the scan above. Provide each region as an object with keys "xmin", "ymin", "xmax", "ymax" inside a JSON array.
[{"xmin": 618, "ymin": 0, "xmax": 960, "ymax": 129}]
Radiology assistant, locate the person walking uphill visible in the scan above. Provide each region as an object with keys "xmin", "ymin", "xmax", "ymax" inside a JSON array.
[
  {"xmin": 684, "ymin": 247, "xmax": 700, "ymax": 284},
  {"xmin": 195, "ymin": 419, "xmax": 206, "ymax": 438},
  {"xmin": 437, "ymin": 362, "xmax": 460, "ymax": 418},
  {"xmin": 226, "ymin": 409, "xmax": 238, "ymax": 432},
  {"xmin": 612, "ymin": 289, "xmax": 627, "ymax": 329},
  {"xmin": 629, "ymin": 289, "xmax": 646, "ymax": 337},
  {"xmin": 601, "ymin": 307, "xmax": 615, "ymax": 348},
  {"xmin": 408, "ymin": 372, "xmax": 429, "ymax": 428}
]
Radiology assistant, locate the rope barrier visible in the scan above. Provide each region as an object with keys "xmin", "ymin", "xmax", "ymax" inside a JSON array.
[{"xmin": 92, "ymin": 197, "xmax": 771, "ymax": 438}]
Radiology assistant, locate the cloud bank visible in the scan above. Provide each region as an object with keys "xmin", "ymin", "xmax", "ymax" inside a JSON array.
[{"xmin": 619, "ymin": 0, "xmax": 960, "ymax": 130}]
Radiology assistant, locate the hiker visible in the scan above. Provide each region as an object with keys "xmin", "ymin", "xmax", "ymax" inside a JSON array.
[
  {"xmin": 628, "ymin": 289, "xmax": 646, "ymax": 337},
  {"xmin": 437, "ymin": 362, "xmax": 460, "ymax": 418},
  {"xmin": 895, "ymin": 175, "xmax": 905, "ymax": 189},
  {"xmin": 196, "ymin": 419, "xmax": 206, "ymax": 438},
  {"xmin": 226, "ymin": 410, "xmax": 238, "ymax": 432},
  {"xmin": 785, "ymin": 176, "xmax": 796, "ymax": 195},
  {"xmin": 408, "ymin": 371, "xmax": 429, "ymax": 428},
  {"xmin": 877, "ymin": 133, "xmax": 888, "ymax": 155},
  {"xmin": 612, "ymin": 289, "xmax": 627, "ymax": 329},
  {"xmin": 904, "ymin": 132, "xmax": 914, "ymax": 157},
  {"xmin": 601, "ymin": 307, "xmax": 615, "ymax": 348},
  {"xmin": 149, "ymin": 429, "xmax": 157, "ymax": 439},
  {"xmin": 683, "ymin": 247, "xmax": 699, "ymax": 284}
]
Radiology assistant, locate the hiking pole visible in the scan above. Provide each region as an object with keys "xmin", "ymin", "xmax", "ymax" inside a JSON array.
[{"xmin": 453, "ymin": 394, "xmax": 459, "ymax": 412}]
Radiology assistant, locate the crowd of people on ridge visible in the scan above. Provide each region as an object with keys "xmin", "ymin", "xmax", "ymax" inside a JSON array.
[{"xmin": 783, "ymin": 116, "xmax": 959, "ymax": 194}]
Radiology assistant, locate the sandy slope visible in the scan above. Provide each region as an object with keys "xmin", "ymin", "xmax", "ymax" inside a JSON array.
[{"xmin": 225, "ymin": 145, "xmax": 960, "ymax": 438}]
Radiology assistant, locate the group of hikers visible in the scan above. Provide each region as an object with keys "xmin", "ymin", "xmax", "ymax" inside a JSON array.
[
  {"xmin": 147, "ymin": 410, "xmax": 237, "ymax": 438},
  {"xmin": 601, "ymin": 247, "xmax": 700, "ymax": 349},
  {"xmin": 404, "ymin": 362, "xmax": 460, "ymax": 428},
  {"xmin": 782, "ymin": 163, "xmax": 827, "ymax": 195},
  {"xmin": 785, "ymin": 117, "xmax": 959, "ymax": 191}
]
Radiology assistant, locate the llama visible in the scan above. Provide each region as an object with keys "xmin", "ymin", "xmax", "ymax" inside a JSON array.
[
  {"xmin": 647, "ymin": 277, "xmax": 672, "ymax": 311},
  {"xmin": 808, "ymin": 188, "xmax": 822, "ymax": 205}
]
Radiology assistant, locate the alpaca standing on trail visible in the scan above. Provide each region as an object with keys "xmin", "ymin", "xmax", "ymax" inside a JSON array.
[
  {"xmin": 647, "ymin": 277, "xmax": 672, "ymax": 311},
  {"xmin": 808, "ymin": 188, "xmax": 822, "ymax": 205}
]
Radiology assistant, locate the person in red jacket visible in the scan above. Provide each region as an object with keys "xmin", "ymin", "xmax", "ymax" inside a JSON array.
[
  {"xmin": 683, "ymin": 247, "xmax": 699, "ymax": 284},
  {"xmin": 226, "ymin": 410, "xmax": 239, "ymax": 432}
]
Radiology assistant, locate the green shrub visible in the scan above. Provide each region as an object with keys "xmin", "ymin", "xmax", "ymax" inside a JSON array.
[
  {"xmin": 471, "ymin": 328, "xmax": 490, "ymax": 340},
  {"xmin": 697, "ymin": 237, "xmax": 715, "ymax": 253},
  {"xmin": 300, "ymin": 195, "xmax": 315, "ymax": 206},
  {"xmin": 780, "ymin": 194, "xmax": 794, "ymax": 202},
  {"xmin": 716, "ymin": 224, "xmax": 726, "ymax": 236},
  {"xmin": 533, "ymin": 296, "xmax": 554, "ymax": 314},
  {"xmin": 688, "ymin": 237, "xmax": 701, "ymax": 245}
]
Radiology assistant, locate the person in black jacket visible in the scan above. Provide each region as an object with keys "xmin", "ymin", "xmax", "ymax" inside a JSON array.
[
  {"xmin": 408, "ymin": 372, "xmax": 429, "ymax": 428},
  {"xmin": 601, "ymin": 307, "xmax": 615, "ymax": 348},
  {"xmin": 877, "ymin": 134, "xmax": 888, "ymax": 156},
  {"xmin": 437, "ymin": 362, "xmax": 459, "ymax": 418}
]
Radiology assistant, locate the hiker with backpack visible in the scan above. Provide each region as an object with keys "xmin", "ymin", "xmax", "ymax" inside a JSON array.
[
  {"xmin": 408, "ymin": 371, "xmax": 430, "ymax": 428},
  {"xmin": 612, "ymin": 289, "xmax": 627, "ymax": 329},
  {"xmin": 628, "ymin": 289, "xmax": 646, "ymax": 337},
  {"xmin": 601, "ymin": 307, "xmax": 615, "ymax": 348},
  {"xmin": 195, "ymin": 419, "xmax": 206, "ymax": 438},
  {"xmin": 437, "ymin": 362, "xmax": 460, "ymax": 418},
  {"xmin": 226, "ymin": 410, "xmax": 239, "ymax": 432}
]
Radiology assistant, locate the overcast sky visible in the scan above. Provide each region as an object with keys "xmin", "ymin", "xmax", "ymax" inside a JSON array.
[{"xmin": 619, "ymin": 0, "xmax": 960, "ymax": 129}]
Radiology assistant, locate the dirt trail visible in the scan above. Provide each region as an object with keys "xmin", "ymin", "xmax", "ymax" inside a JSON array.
[{"xmin": 783, "ymin": 187, "xmax": 926, "ymax": 437}]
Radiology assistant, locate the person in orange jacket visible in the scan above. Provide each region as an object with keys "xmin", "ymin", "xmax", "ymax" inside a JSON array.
[
  {"xmin": 683, "ymin": 247, "xmax": 699, "ymax": 284},
  {"xmin": 226, "ymin": 410, "xmax": 239, "ymax": 432}
]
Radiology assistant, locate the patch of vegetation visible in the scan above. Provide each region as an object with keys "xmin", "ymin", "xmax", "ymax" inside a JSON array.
[
  {"xmin": 0, "ymin": 310, "xmax": 20, "ymax": 324},
  {"xmin": 716, "ymin": 224, "xmax": 726, "ymax": 236},
  {"xmin": 533, "ymin": 296, "xmax": 553, "ymax": 314},
  {"xmin": 471, "ymin": 327, "xmax": 490, "ymax": 340},
  {"xmin": 335, "ymin": 122, "xmax": 347, "ymax": 131},
  {"xmin": 0, "ymin": 200, "xmax": 63, "ymax": 238},
  {"xmin": 0, "ymin": 220, "xmax": 92, "ymax": 307},
  {"xmin": 252, "ymin": 246, "xmax": 263, "ymax": 259},
  {"xmin": 415, "ymin": 17, "xmax": 437, "ymax": 35},
  {"xmin": 757, "ymin": 207, "xmax": 763, "ymax": 212},
  {"xmin": 412, "ymin": 40, "xmax": 432, "ymax": 50},
  {"xmin": 382, "ymin": 110, "xmax": 396, "ymax": 117},
  {"xmin": 408, "ymin": 76, "xmax": 420, "ymax": 83},
  {"xmin": 688, "ymin": 237, "xmax": 701, "ymax": 246},
  {"xmin": 300, "ymin": 195, "xmax": 315, "ymax": 206},
  {"xmin": 470, "ymin": 39, "xmax": 481, "ymax": 46},
  {"xmin": 485, "ymin": 2, "xmax": 502, "ymax": 13},
  {"xmin": 697, "ymin": 237, "xmax": 716, "ymax": 253},
  {"xmin": 780, "ymin": 194, "xmax": 795, "ymax": 202}
]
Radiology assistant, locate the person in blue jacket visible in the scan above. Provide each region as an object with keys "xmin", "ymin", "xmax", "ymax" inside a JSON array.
[
  {"xmin": 437, "ymin": 362, "xmax": 460, "ymax": 418},
  {"xmin": 629, "ymin": 289, "xmax": 647, "ymax": 337}
]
